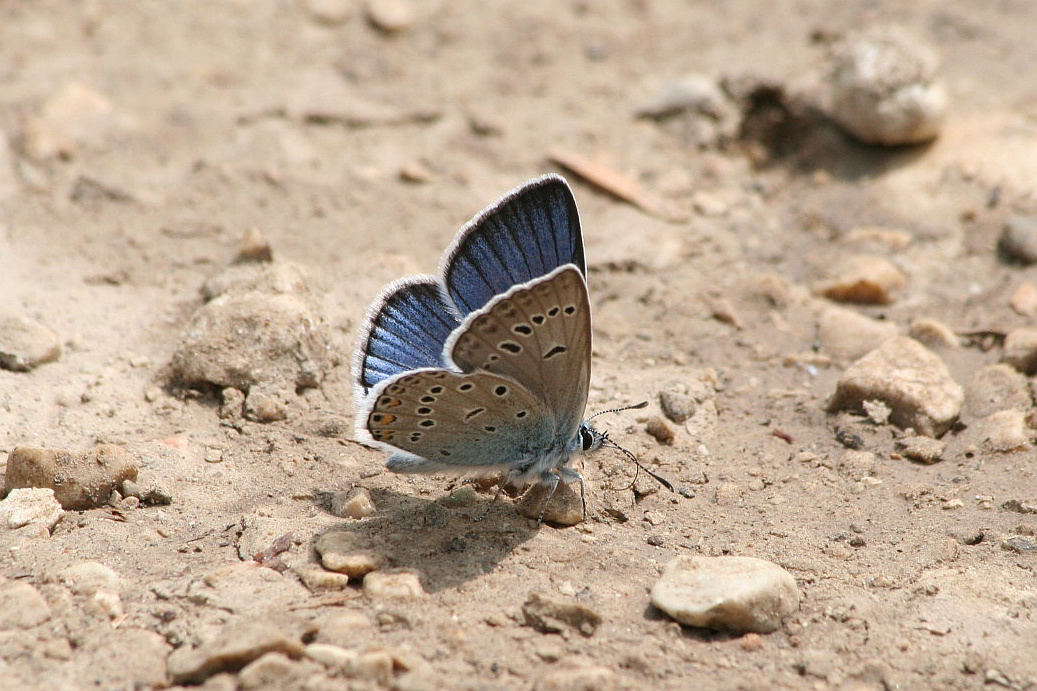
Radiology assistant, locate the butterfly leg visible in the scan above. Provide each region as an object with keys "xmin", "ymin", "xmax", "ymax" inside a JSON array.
[
  {"xmin": 535, "ymin": 472, "xmax": 561, "ymax": 525},
  {"xmin": 558, "ymin": 467, "xmax": 587, "ymax": 519},
  {"xmin": 473, "ymin": 478, "xmax": 510, "ymax": 522}
]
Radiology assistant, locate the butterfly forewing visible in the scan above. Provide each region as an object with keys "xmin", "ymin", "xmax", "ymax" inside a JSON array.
[
  {"xmin": 366, "ymin": 369, "xmax": 556, "ymax": 469},
  {"xmin": 353, "ymin": 276, "xmax": 461, "ymax": 398},
  {"xmin": 448, "ymin": 265, "xmax": 591, "ymax": 443},
  {"xmin": 442, "ymin": 175, "xmax": 585, "ymax": 315}
]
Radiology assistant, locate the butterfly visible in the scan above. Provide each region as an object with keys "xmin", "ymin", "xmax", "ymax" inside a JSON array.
[{"xmin": 353, "ymin": 174, "xmax": 658, "ymax": 510}]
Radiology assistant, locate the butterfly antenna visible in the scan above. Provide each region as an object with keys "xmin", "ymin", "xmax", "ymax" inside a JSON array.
[
  {"xmin": 588, "ymin": 400, "xmax": 649, "ymax": 422},
  {"xmin": 600, "ymin": 431, "xmax": 675, "ymax": 493}
]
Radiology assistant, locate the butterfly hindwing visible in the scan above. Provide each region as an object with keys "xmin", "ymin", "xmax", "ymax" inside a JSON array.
[
  {"xmin": 441, "ymin": 175, "xmax": 585, "ymax": 315},
  {"xmin": 352, "ymin": 276, "xmax": 461, "ymax": 399},
  {"xmin": 447, "ymin": 265, "xmax": 591, "ymax": 444},
  {"xmin": 363, "ymin": 369, "xmax": 558, "ymax": 471}
]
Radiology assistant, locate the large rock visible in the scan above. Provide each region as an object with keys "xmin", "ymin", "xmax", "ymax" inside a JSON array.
[
  {"xmin": 827, "ymin": 337, "xmax": 963, "ymax": 437},
  {"xmin": 171, "ymin": 291, "xmax": 328, "ymax": 392}
]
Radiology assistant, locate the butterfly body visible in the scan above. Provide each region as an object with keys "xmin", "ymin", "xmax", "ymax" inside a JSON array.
[{"xmin": 353, "ymin": 175, "xmax": 602, "ymax": 493}]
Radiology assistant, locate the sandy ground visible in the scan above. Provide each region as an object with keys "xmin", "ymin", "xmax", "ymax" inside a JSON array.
[{"xmin": 2, "ymin": 1, "xmax": 1037, "ymax": 689}]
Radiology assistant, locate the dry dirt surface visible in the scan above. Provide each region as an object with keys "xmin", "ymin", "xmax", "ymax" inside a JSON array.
[{"xmin": 2, "ymin": 1, "xmax": 1037, "ymax": 690}]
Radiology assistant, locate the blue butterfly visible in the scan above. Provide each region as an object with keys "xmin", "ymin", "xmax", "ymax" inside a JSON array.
[{"xmin": 353, "ymin": 175, "xmax": 650, "ymax": 507}]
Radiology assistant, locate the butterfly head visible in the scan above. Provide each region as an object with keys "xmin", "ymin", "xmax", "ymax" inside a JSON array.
[{"xmin": 576, "ymin": 421, "xmax": 605, "ymax": 453}]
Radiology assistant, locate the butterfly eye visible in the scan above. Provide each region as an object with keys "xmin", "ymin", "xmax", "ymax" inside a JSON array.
[
  {"xmin": 458, "ymin": 383, "xmax": 474, "ymax": 392},
  {"xmin": 417, "ymin": 406, "xmax": 433, "ymax": 415},
  {"xmin": 499, "ymin": 341, "xmax": 522, "ymax": 354},
  {"xmin": 419, "ymin": 395, "xmax": 436, "ymax": 403},
  {"xmin": 512, "ymin": 324, "xmax": 533, "ymax": 336},
  {"xmin": 531, "ymin": 314, "xmax": 545, "ymax": 325},
  {"xmin": 419, "ymin": 420, "xmax": 436, "ymax": 427},
  {"xmin": 580, "ymin": 427, "xmax": 595, "ymax": 450},
  {"xmin": 428, "ymin": 386, "xmax": 444, "ymax": 394},
  {"xmin": 515, "ymin": 410, "xmax": 528, "ymax": 419},
  {"xmin": 563, "ymin": 305, "xmax": 576, "ymax": 315},
  {"xmin": 547, "ymin": 306, "xmax": 560, "ymax": 317},
  {"xmin": 493, "ymin": 385, "xmax": 508, "ymax": 396}
]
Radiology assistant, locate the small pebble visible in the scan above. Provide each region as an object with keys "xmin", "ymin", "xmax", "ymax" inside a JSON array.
[
  {"xmin": 969, "ymin": 410, "xmax": 1033, "ymax": 452},
  {"xmin": 4, "ymin": 445, "xmax": 139, "ymax": 510},
  {"xmin": 295, "ymin": 564, "xmax": 350, "ymax": 591},
  {"xmin": 437, "ymin": 485, "xmax": 480, "ymax": 508},
  {"xmin": 895, "ymin": 435, "xmax": 945, "ymax": 464},
  {"xmin": 0, "ymin": 487, "xmax": 64, "ymax": 533},
  {"xmin": 645, "ymin": 416, "xmax": 675, "ymax": 445},
  {"xmin": 58, "ymin": 561, "xmax": 121, "ymax": 596},
  {"xmin": 89, "ymin": 590, "xmax": 124, "ymax": 620},
  {"xmin": 0, "ymin": 312, "xmax": 61, "ymax": 371},
  {"xmin": 22, "ymin": 82, "xmax": 123, "ymax": 161},
  {"xmin": 650, "ymin": 555, "xmax": 801, "ymax": 633},
  {"xmin": 842, "ymin": 226, "xmax": 912, "ymax": 252},
  {"xmin": 220, "ymin": 387, "xmax": 245, "ymax": 419},
  {"xmin": 314, "ymin": 531, "xmax": 383, "ymax": 578},
  {"xmin": 1002, "ymin": 328, "xmax": 1037, "ymax": 375},
  {"xmin": 1002, "ymin": 499, "xmax": 1037, "ymax": 514},
  {"xmin": 907, "ymin": 318, "xmax": 959, "ymax": 350},
  {"xmin": 1001, "ymin": 536, "xmax": 1037, "ymax": 553},
  {"xmin": 236, "ymin": 228, "xmax": 273, "ymax": 264},
  {"xmin": 330, "ymin": 488, "xmax": 377, "ymax": 518},
  {"xmin": 362, "ymin": 570, "xmax": 425, "ymax": 600},
  {"xmin": 635, "ymin": 74, "xmax": 732, "ymax": 121},
  {"xmin": 999, "ymin": 216, "xmax": 1037, "ymax": 264},
  {"xmin": 1009, "ymin": 282, "xmax": 1037, "ymax": 316},
  {"xmin": 659, "ymin": 388, "xmax": 697, "ymax": 423},
  {"xmin": 365, "ymin": 0, "xmax": 414, "ymax": 33},
  {"xmin": 535, "ymin": 666, "xmax": 617, "ymax": 691},
  {"xmin": 300, "ymin": 0, "xmax": 353, "ymax": 25},
  {"xmin": 827, "ymin": 27, "xmax": 946, "ymax": 146},
  {"xmin": 816, "ymin": 255, "xmax": 906, "ymax": 305},
  {"xmin": 818, "ymin": 305, "xmax": 897, "ymax": 362},
  {"xmin": 965, "ymin": 363, "xmax": 1027, "ymax": 418},
  {"xmin": 827, "ymin": 337, "xmax": 963, "ymax": 437},
  {"xmin": 399, "ymin": 161, "xmax": 433, "ymax": 183},
  {"xmin": 521, "ymin": 592, "xmax": 602, "ymax": 637},
  {"xmin": 515, "ymin": 481, "xmax": 584, "ymax": 526},
  {"xmin": 244, "ymin": 389, "xmax": 288, "ymax": 423}
]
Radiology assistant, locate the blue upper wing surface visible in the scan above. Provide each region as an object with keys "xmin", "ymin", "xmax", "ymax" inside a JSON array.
[
  {"xmin": 441, "ymin": 174, "xmax": 585, "ymax": 315},
  {"xmin": 353, "ymin": 277, "xmax": 460, "ymax": 396}
]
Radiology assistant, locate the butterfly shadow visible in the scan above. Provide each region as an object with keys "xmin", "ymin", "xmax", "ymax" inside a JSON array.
[{"xmin": 313, "ymin": 488, "xmax": 540, "ymax": 593}]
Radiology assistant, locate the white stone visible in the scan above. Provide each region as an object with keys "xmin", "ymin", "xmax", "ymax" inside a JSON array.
[
  {"xmin": 362, "ymin": 570, "xmax": 424, "ymax": 599},
  {"xmin": 818, "ymin": 305, "xmax": 897, "ymax": 362},
  {"xmin": 650, "ymin": 555, "xmax": 801, "ymax": 633},
  {"xmin": 0, "ymin": 487, "xmax": 63, "ymax": 532},
  {"xmin": 828, "ymin": 27, "xmax": 946, "ymax": 146},
  {"xmin": 58, "ymin": 561, "xmax": 121, "ymax": 596}
]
